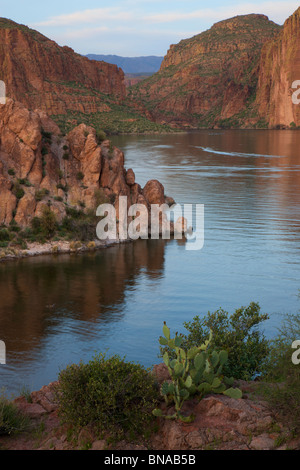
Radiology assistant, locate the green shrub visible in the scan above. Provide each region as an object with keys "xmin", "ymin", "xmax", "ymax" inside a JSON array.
[
  {"xmin": 65, "ymin": 207, "xmax": 83, "ymax": 219},
  {"xmin": 96, "ymin": 130, "xmax": 107, "ymax": 143},
  {"xmin": 60, "ymin": 211, "xmax": 97, "ymax": 242},
  {"xmin": 17, "ymin": 178, "xmax": 32, "ymax": 187},
  {"xmin": 56, "ymin": 183, "xmax": 68, "ymax": 193},
  {"xmin": 0, "ymin": 395, "xmax": 29, "ymax": 435},
  {"xmin": 8, "ymin": 168, "xmax": 15, "ymax": 176},
  {"xmin": 12, "ymin": 183, "xmax": 25, "ymax": 200},
  {"xmin": 41, "ymin": 129, "xmax": 52, "ymax": 141},
  {"xmin": 9, "ymin": 220, "xmax": 20, "ymax": 233},
  {"xmin": 0, "ymin": 229, "xmax": 10, "ymax": 242},
  {"xmin": 160, "ymin": 303, "xmax": 270, "ymax": 380},
  {"xmin": 40, "ymin": 206, "xmax": 57, "ymax": 238},
  {"xmin": 261, "ymin": 314, "xmax": 300, "ymax": 432},
  {"xmin": 76, "ymin": 171, "xmax": 84, "ymax": 181},
  {"xmin": 30, "ymin": 217, "xmax": 41, "ymax": 234},
  {"xmin": 35, "ymin": 188, "xmax": 50, "ymax": 202},
  {"xmin": 15, "ymin": 239, "xmax": 28, "ymax": 250},
  {"xmin": 55, "ymin": 353, "xmax": 158, "ymax": 439},
  {"xmin": 94, "ymin": 188, "xmax": 109, "ymax": 208},
  {"xmin": 62, "ymin": 153, "xmax": 69, "ymax": 160},
  {"xmin": 18, "ymin": 228, "xmax": 33, "ymax": 240}
]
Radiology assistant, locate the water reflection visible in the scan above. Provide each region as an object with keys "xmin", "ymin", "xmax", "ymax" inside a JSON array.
[
  {"xmin": 0, "ymin": 240, "xmax": 170, "ymax": 352},
  {"xmin": 0, "ymin": 239, "xmax": 174, "ymax": 393},
  {"xmin": 1, "ymin": 130, "xmax": 300, "ymax": 394}
]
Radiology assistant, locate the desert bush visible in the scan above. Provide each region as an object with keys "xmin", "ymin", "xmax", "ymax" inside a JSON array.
[
  {"xmin": 159, "ymin": 302, "xmax": 270, "ymax": 380},
  {"xmin": 60, "ymin": 208, "xmax": 98, "ymax": 241},
  {"xmin": 30, "ymin": 217, "xmax": 42, "ymax": 234},
  {"xmin": 94, "ymin": 188, "xmax": 109, "ymax": 208},
  {"xmin": 55, "ymin": 353, "xmax": 158, "ymax": 439},
  {"xmin": 261, "ymin": 313, "xmax": 300, "ymax": 432},
  {"xmin": 12, "ymin": 183, "xmax": 25, "ymax": 200},
  {"xmin": 40, "ymin": 206, "xmax": 57, "ymax": 238},
  {"xmin": 0, "ymin": 229, "xmax": 10, "ymax": 242},
  {"xmin": 96, "ymin": 130, "xmax": 107, "ymax": 143},
  {"xmin": 76, "ymin": 172, "xmax": 84, "ymax": 181},
  {"xmin": 0, "ymin": 395, "xmax": 29, "ymax": 435},
  {"xmin": 35, "ymin": 188, "xmax": 50, "ymax": 202}
]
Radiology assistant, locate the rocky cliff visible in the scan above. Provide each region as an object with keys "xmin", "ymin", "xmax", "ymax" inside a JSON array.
[
  {"xmin": 255, "ymin": 7, "xmax": 300, "ymax": 128},
  {"xmin": 0, "ymin": 18, "xmax": 125, "ymax": 116},
  {"xmin": 0, "ymin": 99, "xmax": 172, "ymax": 233},
  {"xmin": 128, "ymin": 14, "xmax": 282, "ymax": 129},
  {"xmin": 0, "ymin": 18, "xmax": 174, "ymax": 135}
]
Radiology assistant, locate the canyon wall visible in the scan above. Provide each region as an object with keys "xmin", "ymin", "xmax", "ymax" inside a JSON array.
[
  {"xmin": 255, "ymin": 7, "xmax": 300, "ymax": 127},
  {"xmin": 0, "ymin": 18, "xmax": 126, "ymax": 116}
]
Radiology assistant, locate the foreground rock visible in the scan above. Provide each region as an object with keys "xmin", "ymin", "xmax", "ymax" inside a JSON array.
[{"xmin": 0, "ymin": 366, "xmax": 298, "ymax": 451}]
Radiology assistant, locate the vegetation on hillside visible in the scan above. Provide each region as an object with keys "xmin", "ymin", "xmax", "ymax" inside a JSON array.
[{"xmin": 128, "ymin": 15, "xmax": 282, "ymax": 130}]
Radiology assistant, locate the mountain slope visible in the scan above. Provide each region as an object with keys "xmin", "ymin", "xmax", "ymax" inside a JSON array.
[
  {"xmin": 0, "ymin": 18, "xmax": 174, "ymax": 134},
  {"xmin": 0, "ymin": 18, "xmax": 125, "ymax": 114},
  {"xmin": 128, "ymin": 14, "xmax": 282, "ymax": 129}
]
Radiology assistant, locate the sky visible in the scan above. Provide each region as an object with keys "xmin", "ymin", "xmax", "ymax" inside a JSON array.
[{"xmin": 0, "ymin": 1, "xmax": 299, "ymax": 56}]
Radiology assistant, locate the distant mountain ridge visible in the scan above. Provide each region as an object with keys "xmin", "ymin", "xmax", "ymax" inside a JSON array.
[{"xmin": 86, "ymin": 54, "xmax": 164, "ymax": 74}]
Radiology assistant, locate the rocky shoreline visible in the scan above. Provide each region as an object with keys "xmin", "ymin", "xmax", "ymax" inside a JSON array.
[
  {"xmin": 0, "ymin": 364, "xmax": 299, "ymax": 451},
  {"xmin": 0, "ymin": 237, "xmax": 130, "ymax": 263}
]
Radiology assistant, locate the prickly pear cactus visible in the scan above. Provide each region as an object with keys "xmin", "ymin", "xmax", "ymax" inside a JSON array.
[{"xmin": 152, "ymin": 322, "xmax": 242, "ymax": 422}]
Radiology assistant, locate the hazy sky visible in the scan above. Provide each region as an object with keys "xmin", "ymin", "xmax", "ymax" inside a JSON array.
[{"xmin": 1, "ymin": 1, "xmax": 299, "ymax": 56}]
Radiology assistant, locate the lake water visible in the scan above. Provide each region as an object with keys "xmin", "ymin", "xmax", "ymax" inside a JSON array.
[{"xmin": 1, "ymin": 130, "xmax": 300, "ymax": 395}]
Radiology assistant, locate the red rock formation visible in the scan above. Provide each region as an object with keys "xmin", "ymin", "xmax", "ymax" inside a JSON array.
[
  {"xmin": 0, "ymin": 18, "xmax": 125, "ymax": 116},
  {"xmin": 0, "ymin": 99, "xmax": 172, "ymax": 229},
  {"xmin": 255, "ymin": 7, "xmax": 300, "ymax": 128},
  {"xmin": 142, "ymin": 180, "xmax": 165, "ymax": 206},
  {"xmin": 128, "ymin": 14, "xmax": 281, "ymax": 128}
]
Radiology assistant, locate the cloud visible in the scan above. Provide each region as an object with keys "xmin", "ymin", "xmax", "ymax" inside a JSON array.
[
  {"xmin": 33, "ymin": 1, "xmax": 300, "ymax": 32},
  {"xmin": 145, "ymin": 1, "xmax": 300, "ymax": 24},
  {"xmin": 33, "ymin": 7, "xmax": 133, "ymax": 27},
  {"xmin": 30, "ymin": 1, "xmax": 300, "ymax": 55},
  {"xmin": 56, "ymin": 26, "xmax": 196, "ymax": 41}
]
